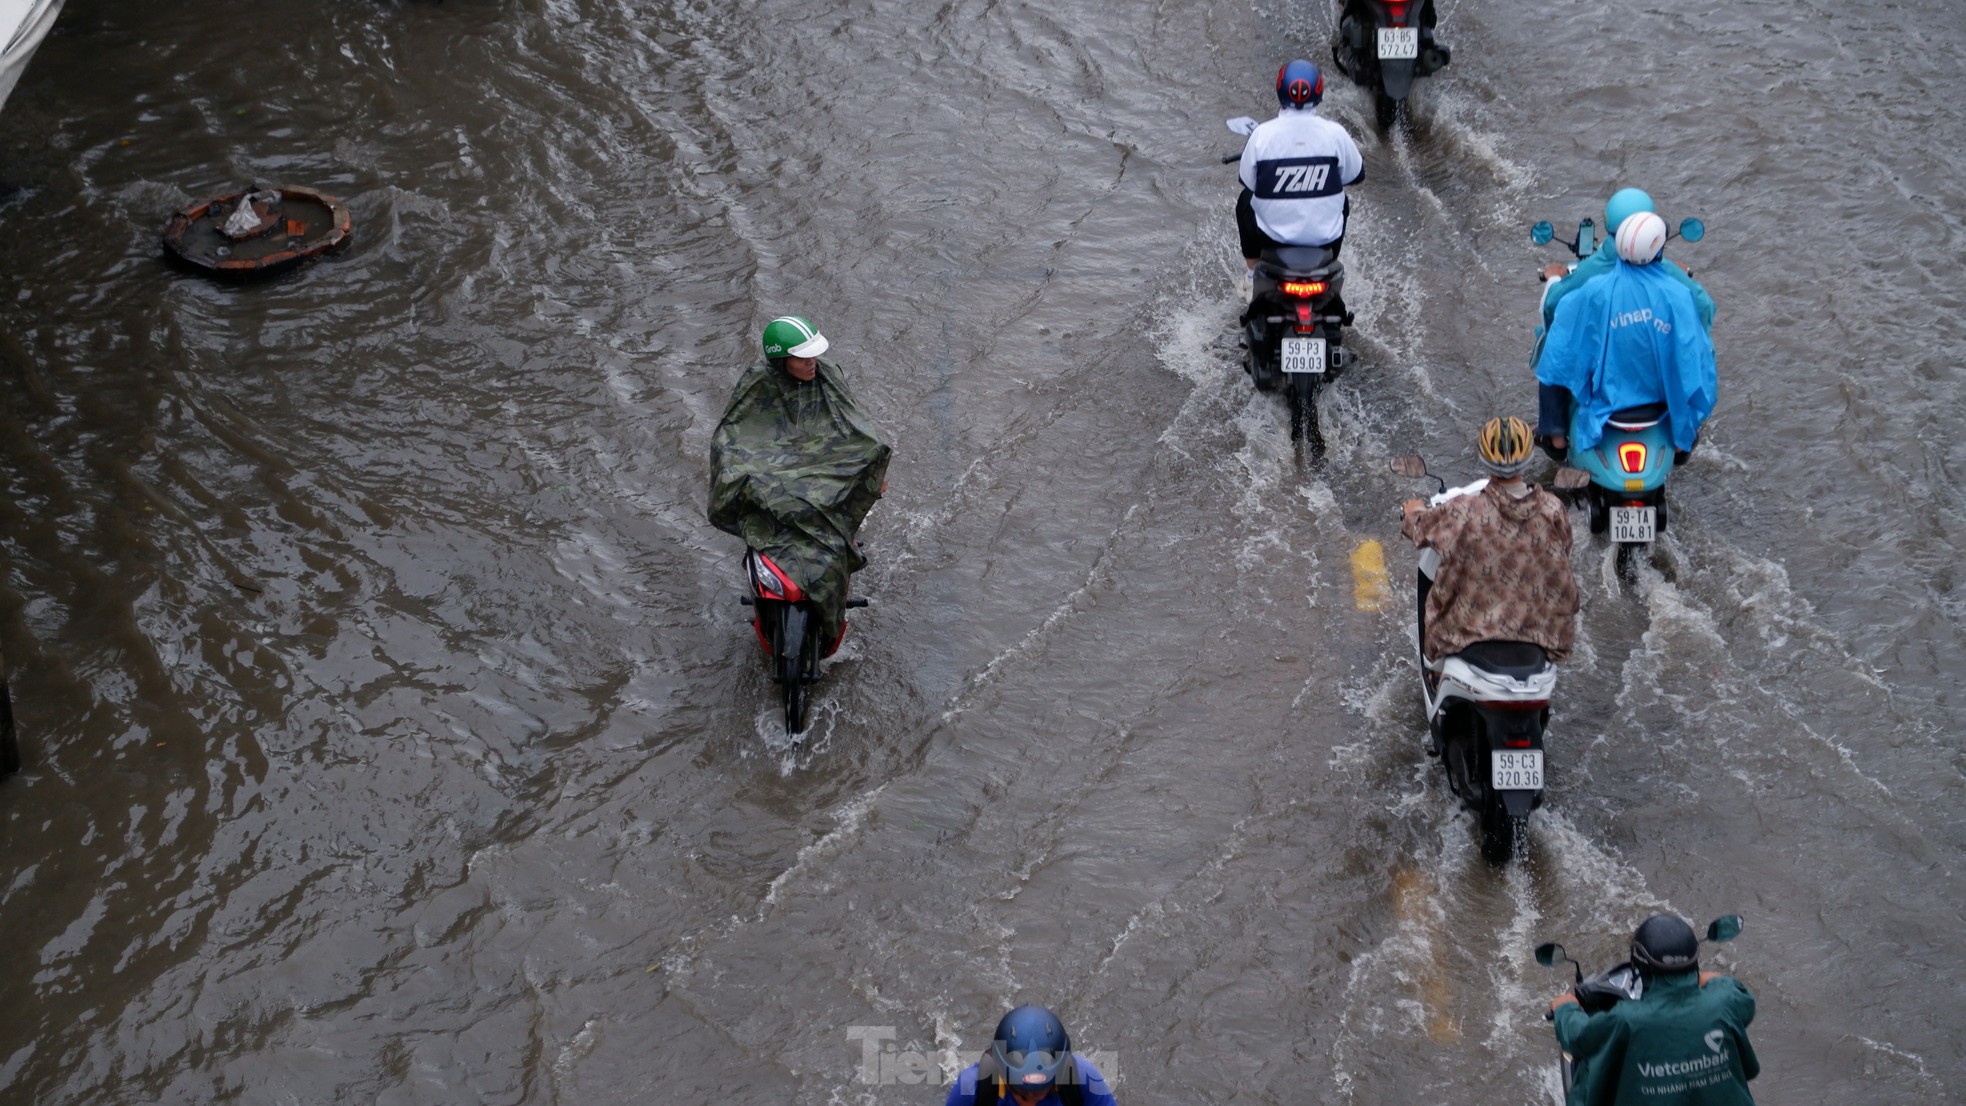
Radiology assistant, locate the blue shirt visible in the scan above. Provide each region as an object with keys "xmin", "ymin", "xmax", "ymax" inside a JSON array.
[
  {"xmin": 944, "ymin": 1059, "xmax": 1117, "ymax": 1106},
  {"xmin": 1536, "ymin": 259, "xmax": 1718, "ymax": 452}
]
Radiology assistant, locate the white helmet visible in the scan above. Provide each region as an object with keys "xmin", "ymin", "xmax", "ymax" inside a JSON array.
[{"xmin": 1615, "ymin": 211, "xmax": 1668, "ymax": 265}]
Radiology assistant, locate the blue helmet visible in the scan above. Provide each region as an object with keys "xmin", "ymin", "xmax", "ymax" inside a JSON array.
[
  {"xmin": 1276, "ymin": 59, "xmax": 1323, "ymax": 108},
  {"xmin": 1604, "ymin": 187, "xmax": 1656, "ymax": 235},
  {"xmin": 991, "ymin": 1005, "xmax": 1072, "ymax": 1090}
]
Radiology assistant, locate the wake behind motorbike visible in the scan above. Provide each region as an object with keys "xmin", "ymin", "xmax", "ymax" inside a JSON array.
[
  {"xmin": 1530, "ymin": 214, "xmax": 1706, "ymax": 548},
  {"xmin": 739, "ymin": 549, "xmax": 866, "ymax": 736},
  {"xmin": 1391, "ymin": 455, "xmax": 1587, "ymax": 862},
  {"xmin": 1224, "ymin": 118, "xmax": 1356, "ymax": 461},
  {"xmin": 1534, "ymin": 915, "xmax": 1745, "ymax": 1095},
  {"xmin": 1332, "ymin": 0, "xmax": 1452, "ymax": 126}
]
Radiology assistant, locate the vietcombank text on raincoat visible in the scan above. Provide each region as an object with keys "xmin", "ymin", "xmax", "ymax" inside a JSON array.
[
  {"xmin": 1554, "ymin": 972, "xmax": 1759, "ymax": 1106},
  {"xmin": 1536, "ymin": 260, "xmax": 1717, "ymax": 453},
  {"xmin": 708, "ymin": 359, "xmax": 891, "ymax": 633}
]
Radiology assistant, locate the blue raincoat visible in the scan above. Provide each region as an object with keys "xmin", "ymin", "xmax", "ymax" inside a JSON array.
[
  {"xmin": 1533, "ymin": 239, "xmax": 1714, "ymax": 366},
  {"xmin": 1536, "ymin": 260, "xmax": 1717, "ymax": 452}
]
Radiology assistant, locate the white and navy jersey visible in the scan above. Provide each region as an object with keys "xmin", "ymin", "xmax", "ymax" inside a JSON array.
[{"xmin": 1237, "ymin": 108, "xmax": 1364, "ymax": 246}]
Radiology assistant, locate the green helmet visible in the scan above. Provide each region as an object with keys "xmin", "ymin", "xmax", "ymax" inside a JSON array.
[{"xmin": 761, "ymin": 316, "xmax": 829, "ymax": 359}]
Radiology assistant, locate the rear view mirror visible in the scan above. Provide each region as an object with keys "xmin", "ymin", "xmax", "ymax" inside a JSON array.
[
  {"xmin": 1534, "ymin": 942, "xmax": 1564, "ymax": 967},
  {"xmin": 1389, "ymin": 455, "xmax": 1430, "ymax": 478},
  {"xmin": 1705, "ymin": 914, "xmax": 1743, "ymax": 943},
  {"xmin": 1552, "ymin": 467, "xmax": 1591, "ymax": 490},
  {"xmin": 1678, "ymin": 218, "xmax": 1705, "ymax": 243},
  {"xmin": 1530, "ymin": 221, "xmax": 1555, "ymax": 246},
  {"xmin": 1225, "ymin": 115, "xmax": 1259, "ymax": 137}
]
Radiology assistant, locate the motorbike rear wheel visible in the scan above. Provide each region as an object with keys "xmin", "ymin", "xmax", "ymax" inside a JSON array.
[
  {"xmin": 774, "ymin": 605, "xmax": 816, "ymax": 735},
  {"xmin": 1479, "ymin": 787, "xmax": 1524, "ymax": 863},
  {"xmin": 1374, "ymin": 89, "xmax": 1401, "ymax": 128},
  {"xmin": 1289, "ymin": 372, "xmax": 1325, "ymax": 461}
]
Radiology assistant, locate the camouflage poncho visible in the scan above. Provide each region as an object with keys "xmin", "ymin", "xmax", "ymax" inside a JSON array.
[{"xmin": 708, "ymin": 359, "xmax": 891, "ymax": 633}]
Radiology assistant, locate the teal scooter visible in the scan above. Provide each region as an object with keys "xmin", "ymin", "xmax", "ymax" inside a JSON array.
[{"xmin": 1529, "ymin": 215, "xmax": 1705, "ymax": 544}]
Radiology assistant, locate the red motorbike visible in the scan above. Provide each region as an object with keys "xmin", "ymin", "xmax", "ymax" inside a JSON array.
[{"xmin": 739, "ymin": 550, "xmax": 865, "ymax": 735}]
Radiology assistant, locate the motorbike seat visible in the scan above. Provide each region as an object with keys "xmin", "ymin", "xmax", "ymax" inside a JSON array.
[
  {"xmin": 1452, "ymin": 640, "xmax": 1550, "ymax": 679},
  {"xmin": 1607, "ymin": 401, "xmax": 1668, "ymax": 430},
  {"xmin": 1257, "ymin": 245, "xmax": 1341, "ymax": 279}
]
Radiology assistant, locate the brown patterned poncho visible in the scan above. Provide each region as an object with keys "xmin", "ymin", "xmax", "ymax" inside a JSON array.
[{"xmin": 1401, "ymin": 481, "xmax": 1580, "ymax": 662}]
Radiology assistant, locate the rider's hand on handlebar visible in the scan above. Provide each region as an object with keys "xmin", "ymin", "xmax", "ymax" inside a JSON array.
[
  {"xmin": 1540, "ymin": 262, "xmax": 1570, "ymax": 282},
  {"xmin": 1549, "ymin": 991, "xmax": 1580, "ymax": 1013},
  {"xmin": 1401, "ymin": 498, "xmax": 1425, "ymax": 518},
  {"xmin": 1698, "ymin": 971, "xmax": 1720, "ymax": 986}
]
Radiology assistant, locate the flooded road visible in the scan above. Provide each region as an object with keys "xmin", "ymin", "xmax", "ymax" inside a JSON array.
[{"xmin": 2, "ymin": 0, "xmax": 1963, "ymax": 1102}]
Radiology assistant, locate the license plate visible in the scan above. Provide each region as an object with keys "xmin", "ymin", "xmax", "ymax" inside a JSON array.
[
  {"xmin": 1378, "ymin": 27, "xmax": 1419, "ymax": 60},
  {"xmin": 1281, "ymin": 336, "xmax": 1327, "ymax": 375},
  {"xmin": 1492, "ymin": 749, "xmax": 1544, "ymax": 791},
  {"xmin": 1610, "ymin": 506, "xmax": 1656, "ymax": 544}
]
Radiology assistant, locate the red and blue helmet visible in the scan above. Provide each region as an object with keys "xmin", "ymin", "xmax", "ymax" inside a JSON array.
[
  {"xmin": 1276, "ymin": 59, "xmax": 1323, "ymax": 108},
  {"xmin": 991, "ymin": 1005, "xmax": 1072, "ymax": 1090}
]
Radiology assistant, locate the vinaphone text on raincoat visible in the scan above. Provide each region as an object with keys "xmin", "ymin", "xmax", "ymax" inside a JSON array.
[
  {"xmin": 1532, "ymin": 237, "xmax": 1714, "ymax": 366},
  {"xmin": 708, "ymin": 359, "xmax": 891, "ymax": 633},
  {"xmin": 1536, "ymin": 260, "xmax": 1717, "ymax": 453}
]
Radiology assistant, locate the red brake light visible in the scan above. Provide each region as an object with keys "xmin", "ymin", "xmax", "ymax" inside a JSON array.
[
  {"xmin": 1385, "ymin": 2, "xmax": 1410, "ymax": 24},
  {"xmin": 1281, "ymin": 280, "xmax": 1326, "ymax": 297},
  {"xmin": 1504, "ymin": 734, "xmax": 1535, "ymax": 748},
  {"xmin": 1618, "ymin": 442, "xmax": 1647, "ymax": 473}
]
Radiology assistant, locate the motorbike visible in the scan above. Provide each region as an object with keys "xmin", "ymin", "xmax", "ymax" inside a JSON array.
[
  {"xmin": 1390, "ymin": 455, "xmax": 1587, "ymax": 862},
  {"xmin": 1332, "ymin": 0, "xmax": 1452, "ymax": 126},
  {"xmin": 1530, "ymin": 213, "xmax": 1706, "ymax": 548},
  {"xmin": 738, "ymin": 549, "xmax": 867, "ymax": 735},
  {"xmin": 1534, "ymin": 914, "xmax": 1745, "ymax": 1095},
  {"xmin": 1224, "ymin": 116, "xmax": 1357, "ymax": 460}
]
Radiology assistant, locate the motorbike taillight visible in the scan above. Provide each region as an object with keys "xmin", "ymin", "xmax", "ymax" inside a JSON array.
[
  {"xmin": 1488, "ymin": 700, "xmax": 1549, "ymax": 714},
  {"xmin": 1384, "ymin": 1, "xmax": 1411, "ymax": 25},
  {"xmin": 1294, "ymin": 303, "xmax": 1315, "ymax": 332},
  {"xmin": 1281, "ymin": 279, "xmax": 1326, "ymax": 297},
  {"xmin": 1618, "ymin": 442, "xmax": 1647, "ymax": 473}
]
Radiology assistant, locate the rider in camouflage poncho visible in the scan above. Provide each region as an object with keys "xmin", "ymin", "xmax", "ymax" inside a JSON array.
[{"xmin": 708, "ymin": 317, "xmax": 891, "ymax": 637}]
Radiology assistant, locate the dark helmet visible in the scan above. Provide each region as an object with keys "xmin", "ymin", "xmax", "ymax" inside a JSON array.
[
  {"xmin": 991, "ymin": 1005, "xmax": 1072, "ymax": 1090},
  {"xmin": 1276, "ymin": 59, "xmax": 1323, "ymax": 108},
  {"xmin": 1630, "ymin": 914, "xmax": 1700, "ymax": 974}
]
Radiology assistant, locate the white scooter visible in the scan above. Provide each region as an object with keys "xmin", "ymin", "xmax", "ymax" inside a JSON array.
[{"xmin": 1391, "ymin": 455, "xmax": 1587, "ymax": 862}]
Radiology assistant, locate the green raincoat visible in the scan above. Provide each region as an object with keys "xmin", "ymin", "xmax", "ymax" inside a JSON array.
[
  {"xmin": 1555, "ymin": 972, "xmax": 1759, "ymax": 1106},
  {"xmin": 708, "ymin": 359, "xmax": 891, "ymax": 634}
]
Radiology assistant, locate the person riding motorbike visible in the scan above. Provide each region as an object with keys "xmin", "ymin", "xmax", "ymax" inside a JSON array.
[
  {"xmin": 1237, "ymin": 59, "xmax": 1364, "ymax": 272},
  {"xmin": 1536, "ymin": 187, "xmax": 1715, "ymax": 355},
  {"xmin": 944, "ymin": 1005, "xmax": 1118, "ymax": 1106},
  {"xmin": 1551, "ymin": 914, "xmax": 1760, "ymax": 1105},
  {"xmin": 707, "ymin": 316, "xmax": 890, "ymax": 635},
  {"xmin": 1400, "ymin": 416, "xmax": 1580, "ymax": 669},
  {"xmin": 1535, "ymin": 212, "xmax": 1718, "ymax": 463}
]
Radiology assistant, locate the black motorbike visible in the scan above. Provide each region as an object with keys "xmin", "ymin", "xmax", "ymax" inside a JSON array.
[
  {"xmin": 1535, "ymin": 914, "xmax": 1745, "ymax": 1094},
  {"xmin": 1332, "ymin": 0, "xmax": 1452, "ymax": 126},
  {"xmin": 1247, "ymin": 244, "xmax": 1353, "ymax": 457}
]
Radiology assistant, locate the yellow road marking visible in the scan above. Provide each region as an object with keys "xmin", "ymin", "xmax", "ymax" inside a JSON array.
[
  {"xmin": 1392, "ymin": 866, "xmax": 1461, "ymax": 1043},
  {"xmin": 1351, "ymin": 540, "xmax": 1390, "ymax": 612}
]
